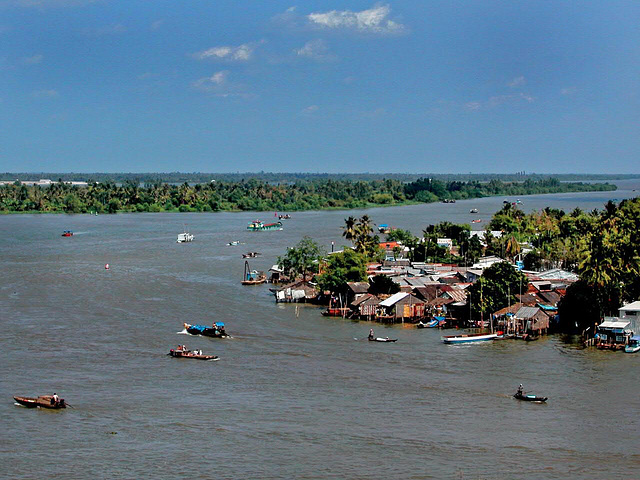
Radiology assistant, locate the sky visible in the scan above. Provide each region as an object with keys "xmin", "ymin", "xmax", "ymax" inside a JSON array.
[{"xmin": 1, "ymin": 1, "xmax": 639, "ymax": 174}]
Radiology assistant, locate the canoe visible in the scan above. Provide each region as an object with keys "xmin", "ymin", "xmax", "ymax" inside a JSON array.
[
  {"xmin": 368, "ymin": 337, "xmax": 398, "ymax": 342},
  {"xmin": 183, "ymin": 322, "xmax": 229, "ymax": 338},
  {"xmin": 514, "ymin": 392, "xmax": 547, "ymax": 403},
  {"xmin": 168, "ymin": 350, "xmax": 219, "ymax": 361},
  {"xmin": 14, "ymin": 395, "xmax": 66, "ymax": 409},
  {"xmin": 442, "ymin": 333, "xmax": 497, "ymax": 344}
]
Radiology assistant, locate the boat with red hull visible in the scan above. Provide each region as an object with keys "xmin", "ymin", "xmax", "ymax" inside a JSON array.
[{"xmin": 14, "ymin": 395, "xmax": 66, "ymax": 409}]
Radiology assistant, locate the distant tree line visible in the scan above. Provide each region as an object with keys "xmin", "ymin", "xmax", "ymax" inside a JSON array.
[
  {"xmin": 1, "ymin": 171, "xmax": 637, "ymax": 185},
  {"xmin": 0, "ymin": 177, "xmax": 616, "ymax": 214}
]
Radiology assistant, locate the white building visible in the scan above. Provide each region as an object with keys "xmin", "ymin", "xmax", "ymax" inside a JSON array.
[{"xmin": 619, "ymin": 301, "xmax": 640, "ymax": 333}]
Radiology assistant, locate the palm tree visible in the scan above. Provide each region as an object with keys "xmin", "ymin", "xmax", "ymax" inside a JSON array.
[{"xmin": 342, "ymin": 216, "xmax": 357, "ymax": 243}]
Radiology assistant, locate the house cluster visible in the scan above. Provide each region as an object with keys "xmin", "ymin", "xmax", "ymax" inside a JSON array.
[
  {"xmin": 592, "ymin": 301, "xmax": 640, "ymax": 351},
  {"xmin": 269, "ymin": 241, "xmax": 578, "ymax": 338}
]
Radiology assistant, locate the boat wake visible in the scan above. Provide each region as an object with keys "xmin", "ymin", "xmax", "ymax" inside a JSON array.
[{"xmin": 176, "ymin": 329, "xmax": 190, "ymax": 335}]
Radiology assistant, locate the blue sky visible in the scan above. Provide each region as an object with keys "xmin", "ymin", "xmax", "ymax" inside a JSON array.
[{"xmin": 1, "ymin": 1, "xmax": 639, "ymax": 173}]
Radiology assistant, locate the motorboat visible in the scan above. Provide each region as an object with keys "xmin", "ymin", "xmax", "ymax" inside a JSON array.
[
  {"xmin": 61, "ymin": 231, "xmax": 73, "ymax": 237},
  {"xmin": 442, "ymin": 333, "xmax": 497, "ymax": 344},
  {"xmin": 168, "ymin": 347, "xmax": 218, "ymax": 361},
  {"xmin": 368, "ymin": 337, "xmax": 398, "ymax": 342},
  {"xmin": 183, "ymin": 322, "xmax": 229, "ymax": 338},
  {"xmin": 177, "ymin": 231, "xmax": 194, "ymax": 243},
  {"xmin": 242, "ymin": 260, "xmax": 266, "ymax": 285},
  {"xmin": 14, "ymin": 395, "xmax": 66, "ymax": 409},
  {"xmin": 625, "ymin": 336, "xmax": 640, "ymax": 353}
]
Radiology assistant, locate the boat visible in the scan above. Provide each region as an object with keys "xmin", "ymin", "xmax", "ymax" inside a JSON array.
[
  {"xmin": 14, "ymin": 395, "xmax": 66, "ymax": 409},
  {"xmin": 417, "ymin": 316, "xmax": 446, "ymax": 328},
  {"xmin": 471, "ymin": 219, "xmax": 482, "ymax": 224},
  {"xmin": 247, "ymin": 220, "xmax": 283, "ymax": 231},
  {"xmin": 168, "ymin": 347, "xmax": 219, "ymax": 361},
  {"xmin": 176, "ymin": 231, "xmax": 194, "ymax": 243},
  {"xmin": 378, "ymin": 224, "xmax": 392, "ymax": 234},
  {"xmin": 368, "ymin": 337, "xmax": 398, "ymax": 342},
  {"xmin": 242, "ymin": 252, "xmax": 261, "ymax": 258},
  {"xmin": 228, "ymin": 241, "xmax": 240, "ymax": 246},
  {"xmin": 469, "ymin": 208, "xmax": 478, "ymax": 214},
  {"xmin": 242, "ymin": 260, "xmax": 266, "ymax": 285},
  {"xmin": 322, "ymin": 307, "xmax": 351, "ymax": 317},
  {"xmin": 625, "ymin": 336, "xmax": 640, "ymax": 353},
  {"xmin": 278, "ymin": 214, "xmax": 291, "ymax": 220},
  {"xmin": 442, "ymin": 332, "xmax": 497, "ymax": 344},
  {"xmin": 514, "ymin": 391, "xmax": 547, "ymax": 403},
  {"xmin": 61, "ymin": 231, "xmax": 73, "ymax": 237},
  {"xmin": 183, "ymin": 322, "xmax": 228, "ymax": 338}
]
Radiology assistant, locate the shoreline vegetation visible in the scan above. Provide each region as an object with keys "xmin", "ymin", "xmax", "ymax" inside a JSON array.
[{"xmin": 0, "ymin": 174, "xmax": 617, "ymax": 214}]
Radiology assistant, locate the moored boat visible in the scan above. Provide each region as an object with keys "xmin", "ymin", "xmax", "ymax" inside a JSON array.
[
  {"xmin": 625, "ymin": 336, "xmax": 640, "ymax": 353},
  {"xmin": 14, "ymin": 395, "xmax": 66, "ymax": 409},
  {"xmin": 247, "ymin": 220, "xmax": 283, "ymax": 231},
  {"xmin": 242, "ymin": 260, "xmax": 266, "ymax": 285},
  {"xmin": 183, "ymin": 322, "xmax": 228, "ymax": 338},
  {"xmin": 168, "ymin": 346, "xmax": 219, "ymax": 361},
  {"xmin": 442, "ymin": 332, "xmax": 497, "ymax": 344},
  {"xmin": 417, "ymin": 316, "xmax": 446, "ymax": 328}
]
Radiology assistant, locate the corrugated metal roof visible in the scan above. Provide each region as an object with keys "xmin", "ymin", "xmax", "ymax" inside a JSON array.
[
  {"xmin": 599, "ymin": 321, "xmax": 631, "ymax": 329},
  {"xmin": 516, "ymin": 306, "xmax": 540, "ymax": 319},
  {"xmin": 379, "ymin": 292, "xmax": 409, "ymax": 307}
]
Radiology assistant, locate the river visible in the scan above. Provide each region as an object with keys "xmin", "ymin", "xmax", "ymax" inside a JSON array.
[{"xmin": 1, "ymin": 181, "xmax": 639, "ymax": 479}]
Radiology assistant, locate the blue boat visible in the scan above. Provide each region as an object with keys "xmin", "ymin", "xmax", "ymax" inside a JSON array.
[
  {"xmin": 625, "ymin": 336, "xmax": 640, "ymax": 353},
  {"xmin": 183, "ymin": 322, "xmax": 228, "ymax": 338}
]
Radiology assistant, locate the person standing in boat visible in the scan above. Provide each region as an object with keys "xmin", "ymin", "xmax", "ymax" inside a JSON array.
[
  {"xmin": 368, "ymin": 329, "xmax": 374, "ymax": 340},
  {"xmin": 517, "ymin": 384, "xmax": 524, "ymax": 396},
  {"xmin": 52, "ymin": 393, "xmax": 59, "ymax": 405}
]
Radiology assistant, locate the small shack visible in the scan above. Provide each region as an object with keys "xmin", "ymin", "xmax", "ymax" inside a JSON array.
[
  {"xmin": 273, "ymin": 280, "xmax": 318, "ymax": 303},
  {"xmin": 596, "ymin": 319, "xmax": 632, "ymax": 350},
  {"xmin": 378, "ymin": 292, "xmax": 425, "ymax": 323}
]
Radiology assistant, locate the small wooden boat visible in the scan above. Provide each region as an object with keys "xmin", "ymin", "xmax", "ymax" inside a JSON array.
[
  {"xmin": 418, "ymin": 316, "xmax": 445, "ymax": 328},
  {"xmin": 514, "ymin": 391, "xmax": 547, "ymax": 403},
  {"xmin": 322, "ymin": 307, "xmax": 351, "ymax": 317},
  {"xmin": 368, "ymin": 337, "xmax": 398, "ymax": 342},
  {"xmin": 242, "ymin": 252, "xmax": 261, "ymax": 258},
  {"xmin": 471, "ymin": 219, "xmax": 482, "ymax": 224},
  {"xmin": 61, "ymin": 231, "xmax": 73, "ymax": 237},
  {"xmin": 168, "ymin": 348, "xmax": 219, "ymax": 361},
  {"xmin": 242, "ymin": 260, "xmax": 266, "ymax": 285},
  {"xmin": 183, "ymin": 322, "xmax": 229, "ymax": 338},
  {"xmin": 442, "ymin": 332, "xmax": 497, "ymax": 344},
  {"xmin": 14, "ymin": 395, "xmax": 66, "ymax": 409}
]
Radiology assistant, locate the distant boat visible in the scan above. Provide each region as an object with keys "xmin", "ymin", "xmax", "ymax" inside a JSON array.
[
  {"xmin": 14, "ymin": 395, "xmax": 66, "ymax": 409},
  {"xmin": 242, "ymin": 252, "xmax": 261, "ymax": 258},
  {"xmin": 167, "ymin": 347, "xmax": 219, "ymax": 361},
  {"xmin": 247, "ymin": 220, "xmax": 283, "ymax": 231},
  {"xmin": 183, "ymin": 322, "xmax": 229, "ymax": 338},
  {"xmin": 469, "ymin": 208, "xmax": 478, "ymax": 214},
  {"xmin": 228, "ymin": 241, "xmax": 240, "ymax": 246},
  {"xmin": 176, "ymin": 231, "xmax": 194, "ymax": 243},
  {"xmin": 417, "ymin": 316, "xmax": 446, "ymax": 328},
  {"xmin": 368, "ymin": 337, "xmax": 398, "ymax": 342},
  {"xmin": 471, "ymin": 219, "xmax": 482, "ymax": 224},
  {"xmin": 442, "ymin": 332, "xmax": 497, "ymax": 344},
  {"xmin": 514, "ymin": 391, "xmax": 547, "ymax": 403},
  {"xmin": 61, "ymin": 230, "xmax": 73, "ymax": 237}
]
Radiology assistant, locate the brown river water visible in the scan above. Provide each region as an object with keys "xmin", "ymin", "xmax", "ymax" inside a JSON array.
[{"xmin": 1, "ymin": 181, "xmax": 639, "ymax": 479}]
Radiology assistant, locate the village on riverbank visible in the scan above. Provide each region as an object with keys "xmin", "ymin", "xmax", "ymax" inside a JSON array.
[{"xmin": 267, "ymin": 196, "xmax": 640, "ymax": 352}]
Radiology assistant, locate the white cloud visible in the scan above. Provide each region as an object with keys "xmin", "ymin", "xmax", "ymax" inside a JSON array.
[
  {"xmin": 22, "ymin": 54, "xmax": 43, "ymax": 65},
  {"xmin": 307, "ymin": 4, "xmax": 405, "ymax": 34},
  {"xmin": 465, "ymin": 93, "xmax": 534, "ymax": 111},
  {"xmin": 508, "ymin": 76, "xmax": 525, "ymax": 88},
  {"xmin": 192, "ymin": 71, "xmax": 253, "ymax": 98},
  {"xmin": 295, "ymin": 39, "xmax": 335, "ymax": 61},
  {"xmin": 301, "ymin": 105, "xmax": 319, "ymax": 115},
  {"xmin": 32, "ymin": 89, "xmax": 58, "ymax": 98},
  {"xmin": 193, "ymin": 42, "xmax": 259, "ymax": 62}
]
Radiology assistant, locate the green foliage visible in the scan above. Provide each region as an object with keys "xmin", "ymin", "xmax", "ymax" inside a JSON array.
[
  {"xmin": 317, "ymin": 249, "xmax": 368, "ymax": 295},
  {"xmin": 368, "ymin": 275, "xmax": 400, "ymax": 295},
  {"xmin": 467, "ymin": 261, "xmax": 527, "ymax": 319},
  {"xmin": 277, "ymin": 236, "xmax": 325, "ymax": 280}
]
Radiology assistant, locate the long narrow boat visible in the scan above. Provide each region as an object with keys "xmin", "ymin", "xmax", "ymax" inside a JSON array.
[
  {"xmin": 168, "ymin": 349, "xmax": 219, "ymax": 361},
  {"xmin": 442, "ymin": 333, "xmax": 497, "ymax": 344},
  {"xmin": 513, "ymin": 392, "xmax": 548, "ymax": 403},
  {"xmin": 14, "ymin": 395, "xmax": 66, "ymax": 409},
  {"xmin": 183, "ymin": 322, "xmax": 229, "ymax": 338},
  {"xmin": 368, "ymin": 337, "xmax": 398, "ymax": 342}
]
